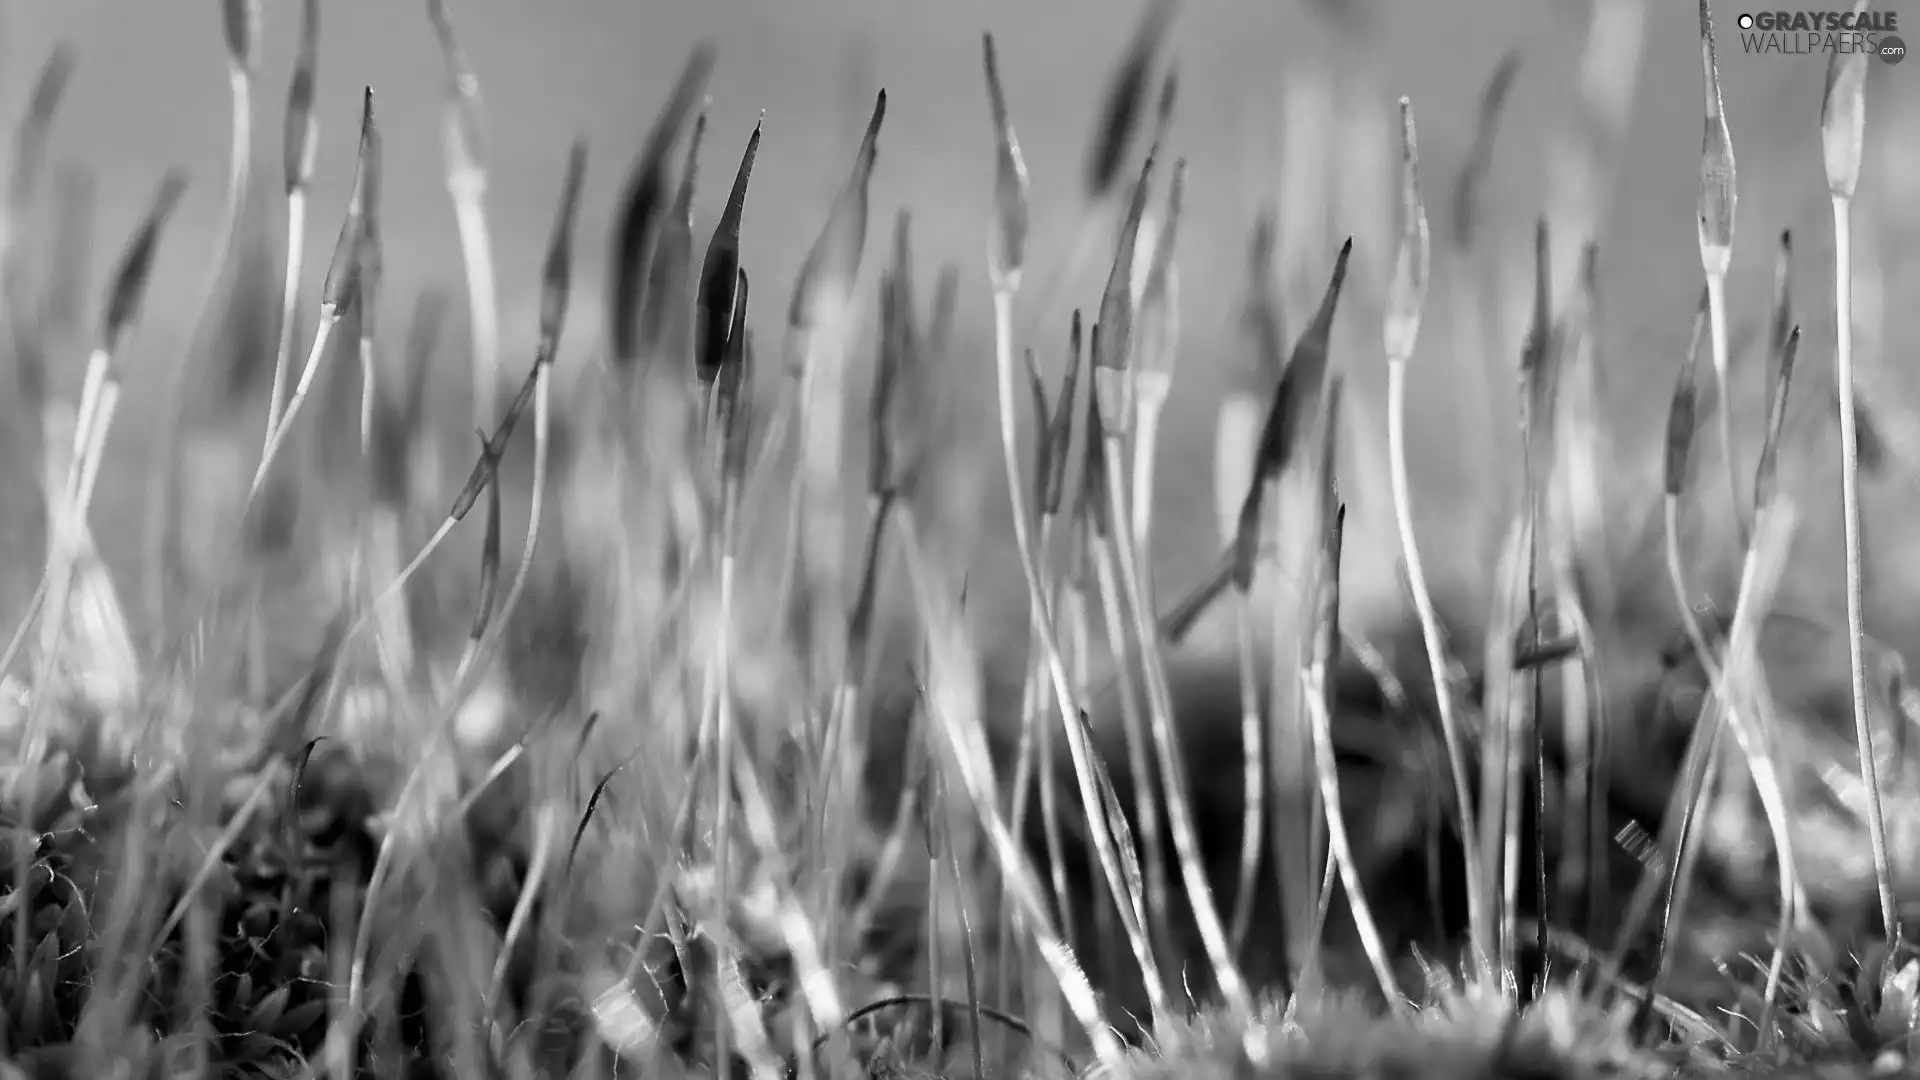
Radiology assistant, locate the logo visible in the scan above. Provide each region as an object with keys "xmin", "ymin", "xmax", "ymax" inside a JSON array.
[{"xmin": 1735, "ymin": 9, "xmax": 1906, "ymax": 62}]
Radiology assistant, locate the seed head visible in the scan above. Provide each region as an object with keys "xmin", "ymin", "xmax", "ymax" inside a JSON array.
[
  {"xmin": 637, "ymin": 104, "xmax": 708, "ymax": 365},
  {"xmin": 1086, "ymin": 0, "xmax": 1178, "ymax": 201},
  {"xmin": 223, "ymin": 0, "xmax": 262, "ymax": 74},
  {"xmin": 1664, "ymin": 286, "xmax": 1711, "ymax": 498},
  {"xmin": 1820, "ymin": 0, "xmax": 1873, "ymax": 199},
  {"xmin": 610, "ymin": 42, "xmax": 716, "ymax": 365},
  {"xmin": 790, "ymin": 89, "xmax": 885, "ymax": 334},
  {"xmin": 982, "ymin": 34, "xmax": 1030, "ymax": 291},
  {"xmin": 1093, "ymin": 149, "xmax": 1158, "ymax": 434},
  {"xmin": 283, "ymin": 0, "xmax": 320, "ymax": 194},
  {"xmin": 100, "ymin": 170, "xmax": 188, "ymax": 359},
  {"xmin": 1233, "ymin": 238, "xmax": 1351, "ymax": 590},
  {"xmin": 538, "ymin": 139, "xmax": 589, "ymax": 367},
  {"xmin": 1134, "ymin": 158, "xmax": 1185, "ymax": 396},
  {"xmin": 426, "ymin": 0, "xmax": 488, "ymax": 178},
  {"xmin": 10, "ymin": 45, "xmax": 76, "ymax": 215},
  {"xmin": 321, "ymin": 89, "xmax": 377, "ymax": 314},
  {"xmin": 1697, "ymin": 0, "xmax": 1736, "ymax": 276},
  {"xmin": 1384, "ymin": 96, "xmax": 1430, "ymax": 364}
]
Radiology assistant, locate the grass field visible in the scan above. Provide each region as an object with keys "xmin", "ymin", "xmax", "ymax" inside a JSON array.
[{"xmin": 2, "ymin": 0, "xmax": 1920, "ymax": 1076}]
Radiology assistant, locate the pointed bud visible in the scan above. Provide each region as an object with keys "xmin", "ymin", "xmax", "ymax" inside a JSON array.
[{"xmin": 696, "ymin": 118, "xmax": 760, "ymax": 388}]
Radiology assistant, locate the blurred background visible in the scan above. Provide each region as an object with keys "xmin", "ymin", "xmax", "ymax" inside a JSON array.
[{"xmin": 2, "ymin": 0, "xmax": 1918, "ymax": 658}]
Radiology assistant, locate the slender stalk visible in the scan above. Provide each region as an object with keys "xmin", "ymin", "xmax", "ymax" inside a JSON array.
[
  {"xmin": 1832, "ymin": 193, "xmax": 1899, "ymax": 943},
  {"xmin": 1385, "ymin": 359, "xmax": 1482, "ymax": 974},
  {"xmin": 1088, "ymin": 537, "xmax": 1169, "ymax": 1021},
  {"xmin": 1821, "ymin": 12, "xmax": 1899, "ymax": 941},
  {"xmin": 250, "ymin": 314, "xmax": 341, "ymax": 497},
  {"xmin": 711, "ymin": 521, "xmax": 741, "ymax": 1077},
  {"xmin": 427, "ymin": 0, "xmax": 500, "ymax": 433},
  {"xmin": 1102, "ymin": 434, "xmax": 1253, "ymax": 1019},
  {"xmin": 1302, "ymin": 599, "xmax": 1402, "ymax": 1006},
  {"xmin": 988, "ymin": 285, "xmax": 1137, "ymax": 991},
  {"xmin": 895, "ymin": 506, "xmax": 1128, "ymax": 1075}
]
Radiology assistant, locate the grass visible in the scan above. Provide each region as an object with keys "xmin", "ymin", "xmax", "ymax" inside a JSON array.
[{"xmin": 0, "ymin": 0, "xmax": 1917, "ymax": 1077}]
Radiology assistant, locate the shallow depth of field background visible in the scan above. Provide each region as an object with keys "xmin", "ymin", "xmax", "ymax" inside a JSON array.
[{"xmin": 3, "ymin": 0, "xmax": 1918, "ymax": 664}]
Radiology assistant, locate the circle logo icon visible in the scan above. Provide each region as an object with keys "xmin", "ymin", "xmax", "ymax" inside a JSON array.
[
  {"xmin": 1738, "ymin": 13, "xmax": 1755, "ymax": 29},
  {"xmin": 1883, "ymin": 35, "xmax": 1907, "ymax": 64}
]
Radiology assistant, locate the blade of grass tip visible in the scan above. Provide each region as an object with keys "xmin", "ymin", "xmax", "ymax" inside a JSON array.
[
  {"xmin": 1753, "ymin": 327, "xmax": 1799, "ymax": 515},
  {"xmin": 1383, "ymin": 95, "xmax": 1489, "ymax": 985},
  {"xmin": 636, "ymin": 102, "xmax": 708, "ymax": 368},
  {"xmin": 1821, "ymin": 3, "xmax": 1900, "ymax": 950},
  {"xmin": 1130, "ymin": 157, "xmax": 1184, "ymax": 603},
  {"xmin": 695, "ymin": 118, "xmax": 759, "ymax": 396},
  {"xmin": 1090, "ymin": 141, "xmax": 1157, "ymax": 450},
  {"xmin": 1697, "ymin": 0, "xmax": 1745, "ymax": 551},
  {"xmin": 265, "ymin": 0, "xmax": 319, "ymax": 442},
  {"xmin": 783, "ymin": 89, "xmax": 885, "ymax": 672},
  {"xmin": 251, "ymin": 87, "xmax": 373, "ymax": 499},
  {"xmin": 425, "ymin": 0, "xmax": 500, "ymax": 434},
  {"xmin": 610, "ymin": 41, "xmax": 716, "ymax": 367},
  {"xmin": 1234, "ymin": 238, "xmax": 1351, "ymax": 592},
  {"xmin": 981, "ymin": 35, "xmax": 1159, "ymax": 1031}
]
